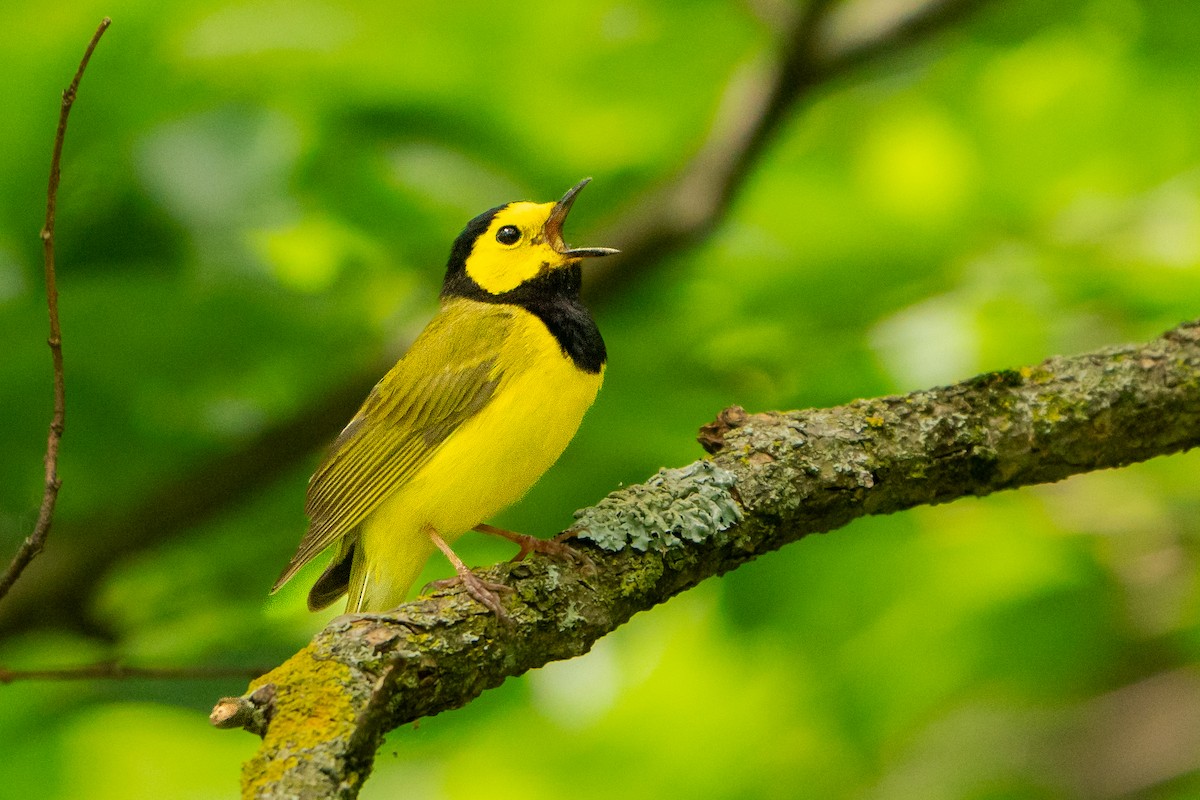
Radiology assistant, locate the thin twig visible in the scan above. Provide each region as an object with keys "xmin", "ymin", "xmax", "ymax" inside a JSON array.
[
  {"xmin": 0, "ymin": 661, "xmax": 269, "ymax": 684},
  {"xmin": 0, "ymin": 18, "xmax": 112, "ymax": 604}
]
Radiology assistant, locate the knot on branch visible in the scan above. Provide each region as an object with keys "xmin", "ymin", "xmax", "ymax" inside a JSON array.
[
  {"xmin": 697, "ymin": 405, "xmax": 777, "ymax": 453},
  {"xmin": 211, "ymin": 683, "xmax": 276, "ymax": 737}
]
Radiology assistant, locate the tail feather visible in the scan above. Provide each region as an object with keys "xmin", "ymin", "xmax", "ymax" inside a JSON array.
[
  {"xmin": 307, "ymin": 544, "xmax": 354, "ymax": 611},
  {"xmin": 344, "ymin": 524, "xmax": 437, "ymax": 612},
  {"xmin": 345, "ymin": 542, "xmax": 373, "ymax": 612}
]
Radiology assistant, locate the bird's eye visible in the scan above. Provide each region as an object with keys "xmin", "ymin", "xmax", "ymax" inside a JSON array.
[{"xmin": 496, "ymin": 225, "xmax": 521, "ymax": 245}]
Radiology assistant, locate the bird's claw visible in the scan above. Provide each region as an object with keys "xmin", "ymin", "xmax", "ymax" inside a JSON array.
[
  {"xmin": 490, "ymin": 527, "xmax": 595, "ymax": 575},
  {"xmin": 424, "ymin": 572, "xmax": 514, "ymax": 623},
  {"xmin": 543, "ymin": 529, "xmax": 597, "ymax": 576}
]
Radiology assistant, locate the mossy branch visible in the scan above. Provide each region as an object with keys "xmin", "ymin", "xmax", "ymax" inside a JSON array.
[{"xmin": 220, "ymin": 319, "xmax": 1200, "ymax": 800}]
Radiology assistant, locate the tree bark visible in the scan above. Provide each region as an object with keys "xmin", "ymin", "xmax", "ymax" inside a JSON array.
[{"xmin": 215, "ymin": 318, "xmax": 1200, "ymax": 799}]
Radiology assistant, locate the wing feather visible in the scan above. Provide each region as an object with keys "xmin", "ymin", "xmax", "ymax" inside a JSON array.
[{"xmin": 272, "ymin": 301, "xmax": 516, "ymax": 590}]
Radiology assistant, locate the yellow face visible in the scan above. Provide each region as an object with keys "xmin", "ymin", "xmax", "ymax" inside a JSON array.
[
  {"xmin": 445, "ymin": 179, "xmax": 618, "ymax": 299},
  {"xmin": 463, "ymin": 201, "xmax": 579, "ymax": 295}
]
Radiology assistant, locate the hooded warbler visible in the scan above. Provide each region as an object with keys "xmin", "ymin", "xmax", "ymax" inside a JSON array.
[{"xmin": 273, "ymin": 178, "xmax": 616, "ymax": 616}]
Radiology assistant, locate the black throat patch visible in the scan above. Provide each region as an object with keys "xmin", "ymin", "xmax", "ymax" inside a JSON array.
[{"xmin": 441, "ymin": 208, "xmax": 606, "ymax": 374}]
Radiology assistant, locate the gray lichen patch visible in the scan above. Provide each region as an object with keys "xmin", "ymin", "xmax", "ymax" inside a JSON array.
[{"xmin": 572, "ymin": 461, "xmax": 743, "ymax": 552}]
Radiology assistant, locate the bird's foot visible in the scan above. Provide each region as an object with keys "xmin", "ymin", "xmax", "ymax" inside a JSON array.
[
  {"xmin": 473, "ymin": 524, "xmax": 595, "ymax": 574},
  {"xmin": 423, "ymin": 572, "xmax": 514, "ymax": 622},
  {"xmin": 426, "ymin": 527, "xmax": 513, "ymax": 623}
]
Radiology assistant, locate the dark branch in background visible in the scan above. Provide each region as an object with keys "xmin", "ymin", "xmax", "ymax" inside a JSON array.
[
  {"xmin": 220, "ymin": 320, "xmax": 1200, "ymax": 799},
  {"xmin": 0, "ymin": 661, "xmax": 268, "ymax": 684},
  {"xmin": 0, "ymin": 18, "xmax": 111, "ymax": 604},
  {"xmin": 0, "ymin": 0, "xmax": 995, "ymax": 637},
  {"xmin": 589, "ymin": 0, "xmax": 987, "ymax": 283}
]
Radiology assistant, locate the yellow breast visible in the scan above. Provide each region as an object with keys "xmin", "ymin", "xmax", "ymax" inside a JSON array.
[
  {"xmin": 352, "ymin": 305, "xmax": 603, "ymax": 608},
  {"xmin": 396, "ymin": 307, "xmax": 603, "ymax": 532}
]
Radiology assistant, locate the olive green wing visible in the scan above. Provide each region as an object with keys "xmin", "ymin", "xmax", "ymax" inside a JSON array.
[{"xmin": 272, "ymin": 301, "xmax": 516, "ymax": 590}]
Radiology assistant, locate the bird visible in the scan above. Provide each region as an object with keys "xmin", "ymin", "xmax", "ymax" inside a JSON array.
[{"xmin": 272, "ymin": 178, "xmax": 617, "ymax": 617}]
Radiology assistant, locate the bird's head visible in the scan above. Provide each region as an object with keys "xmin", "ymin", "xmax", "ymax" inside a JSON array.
[{"xmin": 443, "ymin": 178, "xmax": 618, "ymax": 299}]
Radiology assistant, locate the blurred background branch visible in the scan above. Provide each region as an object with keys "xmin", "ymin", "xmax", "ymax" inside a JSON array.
[
  {"xmin": 0, "ymin": 660, "xmax": 266, "ymax": 684},
  {"xmin": 593, "ymin": 0, "xmax": 990, "ymax": 281}
]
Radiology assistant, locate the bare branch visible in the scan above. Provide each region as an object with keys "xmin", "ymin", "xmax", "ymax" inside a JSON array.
[
  {"xmin": 0, "ymin": 18, "xmax": 112, "ymax": 605},
  {"xmin": 223, "ymin": 318, "xmax": 1200, "ymax": 799}
]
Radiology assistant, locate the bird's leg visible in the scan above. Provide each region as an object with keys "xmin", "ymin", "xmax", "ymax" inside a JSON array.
[
  {"xmin": 424, "ymin": 527, "xmax": 513, "ymax": 622},
  {"xmin": 472, "ymin": 523, "xmax": 594, "ymax": 572}
]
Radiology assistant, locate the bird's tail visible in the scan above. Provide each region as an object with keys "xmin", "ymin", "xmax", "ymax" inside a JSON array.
[
  {"xmin": 306, "ymin": 542, "xmax": 354, "ymax": 611},
  {"xmin": 342, "ymin": 526, "xmax": 438, "ymax": 613}
]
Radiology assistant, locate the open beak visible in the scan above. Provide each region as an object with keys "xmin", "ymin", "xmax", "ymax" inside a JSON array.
[{"xmin": 543, "ymin": 178, "xmax": 620, "ymax": 259}]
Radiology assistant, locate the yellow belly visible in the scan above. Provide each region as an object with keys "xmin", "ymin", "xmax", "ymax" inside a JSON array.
[{"xmin": 347, "ymin": 311, "xmax": 602, "ymax": 611}]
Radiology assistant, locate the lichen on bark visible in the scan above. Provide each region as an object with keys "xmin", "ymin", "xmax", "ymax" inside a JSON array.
[{"xmin": 573, "ymin": 461, "xmax": 742, "ymax": 552}]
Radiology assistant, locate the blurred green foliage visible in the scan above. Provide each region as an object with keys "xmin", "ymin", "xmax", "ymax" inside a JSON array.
[{"xmin": 2, "ymin": 0, "xmax": 1200, "ymax": 797}]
